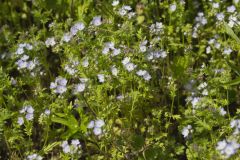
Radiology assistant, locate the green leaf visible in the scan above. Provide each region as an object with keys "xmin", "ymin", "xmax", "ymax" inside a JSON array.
[
  {"xmin": 171, "ymin": 55, "xmax": 191, "ymax": 81},
  {"xmin": 52, "ymin": 116, "xmax": 71, "ymax": 127},
  {"xmin": 43, "ymin": 142, "xmax": 61, "ymax": 154},
  {"xmin": 225, "ymin": 59, "xmax": 240, "ymax": 76},
  {"xmin": 144, "ymin": 147, "xmax": 159, "ymax": 160},
  {"xmin": 195, "ymin": 119, "xmax": 211, "ymax": 131},
  {"xmin": 172, "ymin": 114, "xmax": 181, "ymax": 120},
  {"xmin": 223, "ymin": 76, "xmax": 240, "ymax": 86},
  {"xmin": 55, "ymin": 113, "xmax": 67, "ymax": 118},
  {"xmin": 137, "ymin": 28, "xmax": 143, "ymax": 39},
  {"xmin": 224, "ymin": 22, "xmax": 240, "ymax": 43},
  {"xmin": 131, "ymin": 135, "xmax": 145, "ymax": 150},
  {"xmin": 51, "ymin": 115, "xmax": 78, "ymax": 130},
  {"xmin": 137, "ymin": 16, "xmax": 145, "ymax": 24}
]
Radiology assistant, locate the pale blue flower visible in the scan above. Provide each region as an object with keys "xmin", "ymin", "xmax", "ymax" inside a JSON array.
[
  {"xmin": 227, "ymin": 5, "xmax": 236, "ymax": 13},
  {"xmin": 27, "ymin": 153, "xmax": 43, "ymax": 160},
  {"xmin": 93, "ymin": 127, "xmax": 102, "ymax": 136},
  {"xmin": 25, "ymin": 113, "xmax": 34, "ymax": 120},
  {"xmin": 216, "ymin": 139, "xmax": 240, "ymax": 158},
  {"xmin": 87, "ymin": 120, "xmax": 95, "ymax": 129},
  {"xmin": 112, "ymin": 0, "xmax": 119, "ymax": 6},
  {"xmin": 95, "ymin": 119, "xmax": 105, "ymax": 128},
  {"xmin": 216, "ymin": 13, "xmax": 225, "ymax": 21},
  {"xmin": 111, "ymin": 66, "xmax": 118, "ymax": 76},
  {"xmin": 91, "ymin": 16, "xmax": 102, "ymax": 26},
  {"xmin": 169, "ymin": 3, "xmax": 177, "ymax": 12},
  {"xmin": 70, "ymin": 22, "xmax": 85, "ymax": 35},
  {"xmin": 182, "ymin": 125, "xmax": 193, "ymax": 138},
  {"xmin": 97, "ymin": 74, "xmax": 105, "ymax": 83},
  {"xmin": 62, "ymin": 32, "xmax": 73, "ymax": 42},
  {"xmin": 17, "ymin": 117, "xmax": 24, "ymax": 125},
  {"xmin": 73, "ymin": 83, "xmax": 85, "ymax": 93},
  {"xmin": 45, "ymin": 37, "xmax": 56, "ymax": 47}
]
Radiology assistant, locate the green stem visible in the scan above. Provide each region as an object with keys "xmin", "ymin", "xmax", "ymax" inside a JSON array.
[
  {"xmin": 71, "ymin": 0, "xmax": 74, "ymax": 18},
  {"xmin": 43, "ymin": 123, "xmax": 49, "ymax": 147},
  {"xmin": 227, "ymin": 90, "xmax": 230, "ymax": 120}
]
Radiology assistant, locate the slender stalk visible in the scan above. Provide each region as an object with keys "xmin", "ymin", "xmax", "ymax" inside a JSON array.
[
  {"xmin": 227, "ymin": 90, "xmax": 230, "ymax": 120},
  {"xmin": 43, "ymin": 123, "xmax": 49, "ymax": 147},
  {"xmin": 71, "ymin": 0, "xmax": 74, "ymax": 18}
]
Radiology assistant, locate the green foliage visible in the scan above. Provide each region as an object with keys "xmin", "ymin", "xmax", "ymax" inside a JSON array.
[{"xmin": 1, "ymin": 0, "xmax": 240, "ymax": 159}]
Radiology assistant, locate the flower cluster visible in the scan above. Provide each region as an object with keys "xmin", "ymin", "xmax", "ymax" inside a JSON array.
[
  {"xmin": 112, "ymin": 0, "xmax": 119, "ymax": 6},
  {"xmin": 169, "ymin": 3, "xmax": 177, "ymax": 12},
  {"xmin": 136, "ymin": 70, "xmax": 151, "ymax": 81},
  {"xmin": 45, "ymin": 37, "xmax": 56, "ymax": 47},
  {"xmin": 73, "ymin": 78, "xmax": 88, "ymax": 94},
  {"xmin": 87, "ymin": 119, "xmax": 105, "ymax": 136},
  {"xmin": 70, "ymin": 22, "xmax": 85, "ymax": 36},
  {"xmin": 15, "ymin": 43, "xmax": 39, "ymax": 72},
  {"xmin": 197, "ymin": 82, "xmax": 208, "ymax": 96},
  {"xmin": 102, "ymin": 42, "xmax": 121, "ymax": 56},
  {"xmin": 27, "ymin": 153, "xmax": 43, "ymax": 160},
  {"xmin": 186, "ymin": 96, "xmax": 201, "ymax": 110},
  {"xmin": 195, "ymin": 12, "xmax": 207, "ymax": 26},
  {"xmin": 139, "ymin": 40, "xmax": 148, "ymax": 53},
  {"xmin": 3, "ymin": 0, "xmax": 240, "ymax": 159},
  {"xmin": 50, "ymin": 76, "xmax": 67, "ymax": 94},
  {"xmin": 111, "ymin": 65, "xmax": 118, "ymax": 76},
  {"xmin": 18, "ymin": 105, "xmax": 34, "ymax": 125},
  {"xmin": 216, "ymin": 118, "xmax": 240, "ymax": 158},
  {"xmin": 16, "ymin": 55, "xmax": 39, "ymax": 72},
  {"xmin": 149, "ymin": 22, "xmax": 164, "ymax": 34},
  {"xmin": 61, "ymin": 22, "xmax": 85, "ymax": 44},
  {"xmin": 147, "ymin": 49, "xmax": 167, "ymax": 61},
  {"xmin": 230, "ymin": 119, "xmax": 240, "ymax": 135},
  {"xmin": 61, "ymin": 139, "xmax": 82, "ymax": 154},
  {"xmin": 122, "ymin": 57, "xmax": 137, "ymax": 72},
  {"xmin": 118, "ymin": 5, "xmax": 134, "ymax": 18},
  {"xmin": 181, "ymin": 125, "xmax": 193, "ymax": 138},
  {"xmin": 219, "ymin": 107, "xmax": 227, "ymax": 116},
  {"xmin": 16, "ymin": 43, "xmax": 33, "ymax": 55},
  {"xmin": 64, "ymin": 59, "xmax": 79, "ymax": 76},
  {"xmin": 91, "ymin": 16, "xmax": 102, "ymax": 26},
  {"xmin": 216, "ymin": 139, "xmax": 240, "ymax": 158}
]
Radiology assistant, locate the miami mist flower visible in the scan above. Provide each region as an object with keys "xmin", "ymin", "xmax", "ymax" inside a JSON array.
[
  {"xmin": 216, "ymin": 13, "xmax": 225, "ymax": 21},
  {"xmin": 73, "ymin": 83, "xmax": 85, "ymax": 94},
  {"xmin": 50, "ymin": 76, "xmax": 67, "ymax": 94},
  {"xmin": 111, "ymin": 66, "xmax": 118, "ymax": 76},
  {"xmin": 227, "ymin": 5, "xmax": 236, "ymax": 13},
  {"xmin": 139, "ymin": 40, "xmax": 148, "ymax": 52},
  {"xmin": 61, "ymin": 139, "xmax": 82, "ymax": 154},
  {"xmin": 97, "ymin": 74, "xmax": 105, "ymax": 83},
  {"xmin": 102, "ymin": 42, "xmax": 114, "ymax": 54},
  {"xmin": 17, "ymin": 117, "xmax": 24, "ymax": 125},
  {"xmin": 27, "ymin": 153, "xmax": 43, "ymax": 160},
  {"xmin": 15, "ymin": 43, "xmax": 33, "ymax": 55},
  {"xmin": 87, "ymin": 119, "xmax": 105, "ymax": 136},
  {"xmin": 45, "ymin": 37, "xmax": 56, "ymax": 47},
  {"xmin": 118, "ymin": 5, "xmax": 132, "ymax": 16},
  {"xmin": 230, "ymin": 119, "xmax": 240, "ymax": 135},
  {"xmin": 91, "ymin": 16, "xmax": 102, "ymax": 26},
  {"xmin": 169, "ymin": 3, "xmax": 177, "ymax": 12},
  {"xmin": 112, "ymin": 0, "xmax": 119, "ymax": 6},
  {"xmin": 136, "ymin": 70, "xmax": 151, "ymax": 81},
  {"xmin": 70, "ymin": 22, "xmax": 85, "ymax": 36},
  {"xmin": 122, "ymin": 57, "xmax": 136, "ymax": 72},
  {"xmin": 18, "ymin": 105, "xmax": 35, "ymax": 125},
  {"xmin": 181, "ymin": 125, "xmax": 193, "ymax": 138},
  {"xmin": 62, "ymin": 32, "xmax": 73, "ymax": 43},
  {"xmin": 216, "ymin": 139, "xmax": 240, "ymax": 158}
]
